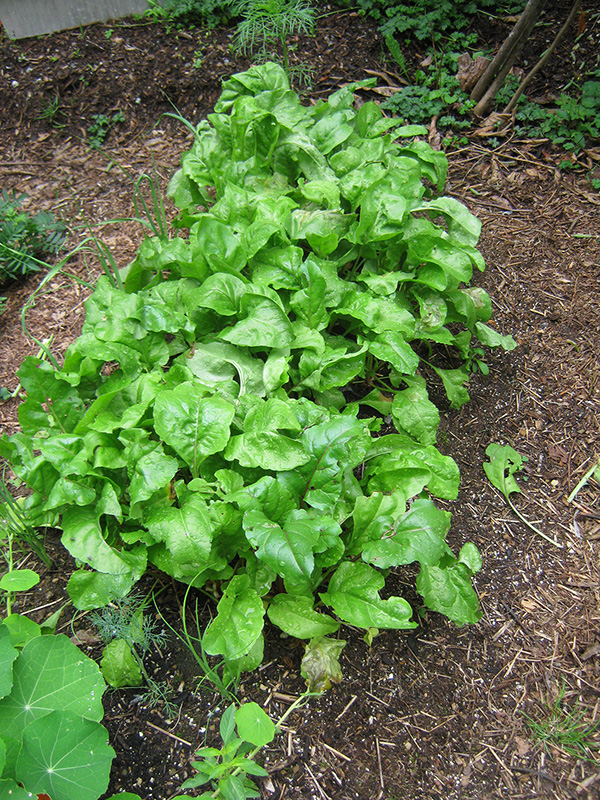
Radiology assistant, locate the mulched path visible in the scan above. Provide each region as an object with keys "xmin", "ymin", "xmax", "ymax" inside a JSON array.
[{"xmin": 1, "ymin": 4, "xmax": 600, "ymax": 799}]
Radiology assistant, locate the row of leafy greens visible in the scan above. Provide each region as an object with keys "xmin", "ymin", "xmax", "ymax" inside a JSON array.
[{"xmin": 1, "ymin": 63, "xmax": 515, "ymax": 682}]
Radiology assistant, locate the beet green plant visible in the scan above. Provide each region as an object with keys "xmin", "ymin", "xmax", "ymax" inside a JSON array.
[{"xmin": 1, "ymin": 63, "xmax": 515, "ymax": 683}]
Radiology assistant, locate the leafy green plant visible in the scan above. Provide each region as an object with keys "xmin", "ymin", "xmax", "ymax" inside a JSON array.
[
  {"xmin": 174, "ymin": 696, "xmax": 311, "ymax": 799},
  {"xmin": 0, "ymin": 190, "xmax": 67, "ymax": 287},
  {"xmin": 349, "ymin": 0, "xmax": 525, "ymax": 44},
  {"xmin": 37, "ymin": 92, "xmax": 66, "ymax": 128},
  {"xmin": 0, "ymin": 618, "xmax": 115, "ymax": 800},
  {"xmin": 233, "ymin": 0, "xmax": 315, "ymax": 78},
  {"xmin": 515, "ymin": 81, "xmax": 600, "ymax": 154},
  {"xmin": 1, "ymin": 64, "xmax": 516, "ymax": 682},
  {"xmin": 149, "ymin": 0, "xmax": 236, "ymax": 28},
  {"xmin": 87, "ymin": 111, "xmax": 126, "ymax": 149},
  {"xmin": 483, "ymin": 444, "xmax": 561, "ymax": 548},
  {"xmin": 523, "ymin": 682, "xmax": 600, "ymax": 762},
  {"xmin": 90, "ymin": 593, "xmax": 175, "ymax": 712}
]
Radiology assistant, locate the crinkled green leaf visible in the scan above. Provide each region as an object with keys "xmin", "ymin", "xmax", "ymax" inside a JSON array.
[
  {"xmin": 361, "ymin": 498, "xmax": 452, "ymax": 569},
  {"xmin": 267, "ymin": 594, "xmax": 339, "ymax": 639},
  {"xmin": 154, "ymin": 384, "xmax": 235, "ymax": 476},
  {"xmin": 320, "ymin": 562, "xmax": 416, "ymax": 629},
  {"xmin": 202, "ymin": 575, "xmax": 264, "ymax": 661},
  {"xmin": 416, "ymin": 559, "xmax": 482, "ymax": 625},
  {"xmin": 391, "ymin": 376, "xmax": 440, "ymax": 445},
  {"xmin": 0, "ymin": 623, "xmax": 18, "ymax": 701},
  {"xmin": 100, "ymin": 639, "xmax": 142, "ymax": 688},
  {"xmin": 475, "ymin": 322, "xmax": 517, "ymax": 351}
]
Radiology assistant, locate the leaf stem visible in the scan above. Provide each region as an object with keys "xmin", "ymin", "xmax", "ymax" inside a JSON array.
[{"xmin": 505, "ymin": 493, "xmax": 563, "ymax": 549}]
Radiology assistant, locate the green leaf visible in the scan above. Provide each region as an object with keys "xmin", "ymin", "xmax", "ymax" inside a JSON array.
[
  {"xmin": 300, "ymin": 636, "xmax": 346, "ymax": 693},
  {"xmin": 0, "ymin": 623, "xmax": 18, "ymax": 701},
  {"xmin": 146, "ymin": 495, "xmax": 213, "ymax": 572},
  {"xmin": 367, "ymin": 331, "xmax": 419, "ymax": 375},
  {"xmin": 415, "ymin": 197, "xmax": 481, "ymax": 246},
  {"xmin": 267, "ymin": 594, "xmax": 339, "ymax": 639},
  {"xmin": 0, "ymin": 634, "xmax": 106, "ymax": 744},
  {"xmin": 320, "ymin": 562, "xmax": 416, "ymax": 629},
  {"xmin": 191, "ymin": 216, "xmax": 246, "ymax": 275},
  {"xmin": 2, "ymin": 615, "xmax": 41, "ymax": 649},
  {"xmin": 100, "ymin": 639, "xmax": 142, "ymax": 688},
  {"xmin": 243, "ymin": 511, "xmax": 320, "ymax": 595},
  {"xmin": 416, "ymin": 559, "xmax": 482, "ymax": 625},
  {"xmin": 0, "ymin": 778, "xmax": 36, "ymax": 799},
  {"xmin": 483, "ymin": 443, "xmax": 524, "ymax": 500},
  {"xmin": 0, "ymin": 569, "xmax": 39, "ymax": 593},
  {"xmin": 433, "ymin": 365, "xmax": 470, "ymax": 409},
  {"xmin": 391, "ymin": 376, "xmax": 440, "ymax": 445},
  {"xmin": 202, "ymin": 575, "xmax": 264, "ymax": 662},
  {"xmin": 154, "ymin": 385, "xmax": 235, "ymax": 477},
  {"xmin": 67, "ymin": 570, "xmax": 136, "ymax": 611},
  {"xmin": 361, "ymin": 498, "xmax": 452, "ymax": 569},
  {"xmin": 235, "ymin": 703, "xmax": 276, "ymax": 747},
  {"xmin": 475, "ymin": 322, "xmax": 517, "ymax": 351},
  {"xmin": 16, "ymin": 710, "xmax": 114, "ymax": 800}
]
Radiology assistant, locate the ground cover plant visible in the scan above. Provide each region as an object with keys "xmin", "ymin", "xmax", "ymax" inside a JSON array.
[{"xmin": 0, "ymin": 63, "xmax": 516, "ymax": 687}]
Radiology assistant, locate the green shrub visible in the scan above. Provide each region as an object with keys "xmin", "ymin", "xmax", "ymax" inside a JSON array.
[
  {"xmin": 161, "ymin": 0, "xmax": 237, "ymax": 27},
  {"xmin": 0, "ymin": 190, "xmax": 67, "ymax": 288}
]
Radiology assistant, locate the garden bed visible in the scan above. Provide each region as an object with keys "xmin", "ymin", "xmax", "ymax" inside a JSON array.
[{"xmin": 1, "ymin": 4, "xmax": 600, "ymax": 800}]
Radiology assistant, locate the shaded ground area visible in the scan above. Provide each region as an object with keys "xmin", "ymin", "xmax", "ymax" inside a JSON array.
[{"xmin": 1, "ymin": 3, "xmax": 600, "ymax": 800}]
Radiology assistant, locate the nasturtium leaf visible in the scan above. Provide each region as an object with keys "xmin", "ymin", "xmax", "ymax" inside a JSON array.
[
  {"xmin": 416, "ymin": 560, "xmax": 482, "ymax": 625},
  {"xmin": 0, "ymin": 634, "xmax": 106, "ymax": 744},
  {"xmin": 154, "ymin": 384, "xmax": 235, "ymax": 477},
  {"xmin": 267, "ymin": 594, "xmax": 339, "ymax": 639},
  {"xmin": 100, "ymin": 639, "xmax": 142, "ymax": 688},
  {"xmin": 391, "ymin": 376, "xmax": 440, "ymax": 445},
  {"xmin": 0, "ymin": 778, "xmax": 35, "ymax": 799},
  {"xmin": 0, "ymin": 569, "xmax": 39, "ymax": 593},
  {"xmin": 300, "ymin": 636, "xmax": 346, "ymax": 693},
  {"xmin": 0, "ymin": 623, "xmax": 18, "ymax": 700},
  {"xmin": 16, "ymin": 710, "xmax": 114, "ymax": 800},
  {"xmin": 202, "ymin": 575, "xmax": 264, "ymax": 661},
  {"xmin": 235, "ymin": 702, "xmax": 276, "ymax": 747},
  {"xmin": 2, "ymin": 615, "xmax": 41, "ymax": 650},
  {"xmin": 320, "ymin": 562, "xmax": 416, "ymax": 629},
  {"xmin": 361, "ymin": 498, "xmax": 452, "ymax": 569}
]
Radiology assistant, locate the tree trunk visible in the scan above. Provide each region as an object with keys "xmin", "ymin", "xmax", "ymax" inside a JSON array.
[{"xmin": 470, "ymin": 0, "xmax": 547, "ymax": 116}]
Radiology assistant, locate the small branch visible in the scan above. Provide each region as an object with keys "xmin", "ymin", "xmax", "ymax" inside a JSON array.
[{"xmin": 503, "ymin": 0, "xmax": 581, "ymax": 113}]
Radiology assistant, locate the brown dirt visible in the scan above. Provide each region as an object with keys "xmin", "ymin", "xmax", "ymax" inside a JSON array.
[{"xmin": 1, "ymin": 3, "xmax": 600, "ymax": 800}]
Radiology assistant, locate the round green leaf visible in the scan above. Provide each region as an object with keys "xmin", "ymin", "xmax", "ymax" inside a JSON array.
[
  {"xmin": 0, "ymin": 634, "xmax": 106, "ymax": 744},
  {"xmin": 100, "ymin": 639, "xmax": 142, "ymax": 689},
  {"xmin": 235, "ymin": 702, "xmax": 275, "ymax": 747},
  {"xmin": 16, "ymin": 710, "xmax": 114, "ymax": 800},
  {"xmin": 0, "ymin": 569, "xmax": 40, "ymax": 593}
]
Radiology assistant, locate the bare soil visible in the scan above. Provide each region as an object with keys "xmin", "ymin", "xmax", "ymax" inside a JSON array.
[{"xmin": 1, "ymin": 3, "xmax": 600, "ymax": 800}]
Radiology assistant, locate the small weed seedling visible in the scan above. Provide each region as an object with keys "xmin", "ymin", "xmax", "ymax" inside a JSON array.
[
  {"xmin": 87, "ymin": 110, "xmax": 126, "ymax": 149},
  {"xmin": 523, "ymin": 683, "xmax": 600, "ymax": 762},
  {"xmin": 483, "ymin": 444, "xmax": 562, "ymax": 548},
  {"xmin": 0, "ymin": 190, "xmax": 67, "ymax": 286},
  {"xmin": 176, "ymin": 694, "xmax": 314, "ymax": 799}
]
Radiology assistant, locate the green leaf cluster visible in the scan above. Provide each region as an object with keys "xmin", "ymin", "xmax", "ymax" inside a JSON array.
[
  {"xmin": 0, "ymin": 618, "xmax": 114, "ymax": 800},
  {"xmin": 0, "ymin": 190, "xmax": 67, "ymax": 288},
  {"xmin": 1, "ymin": 63, "xmax": 514, "ymax": 678},
  {"xmin": 176, "ymin": 702, "xmax": 274, "ymax": 799},
  {"xmin": 515, "ymin": 80, "xmax": 600, "ymax": 154}
]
